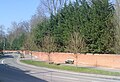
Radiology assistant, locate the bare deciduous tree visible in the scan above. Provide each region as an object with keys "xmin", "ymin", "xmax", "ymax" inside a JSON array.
[
  {"xmin": 66, "ymin": 32, "xmax": 85, "ymax": 67},
  {"xmin": 24, "ymin": 34, "xmax": 38, "ymax": 51},
  {"xmin": 0, "ymin": 25, "xmax": 5, "ymax": 51},
  {"xmin": 40, "ymin": 0, "xmax": 68, "ymax": 15},
  {"xmin": 42, "ymin": 34, "xmax": 56, "ymax": 63},
  {"xmin": 0, "ymin": 25, "xmax": 4, "ymax": 40},
  {"xmin": 7, "ymin": 21, "xmax": 30, "ymax": 50},
  {"xmin": 18, "ymin": 21, "xmax": 30, "ymax": 33},
  {"xmin": 23, "ymin": 32, "xmax": 38, "ymax": 59},
  {"xmin": 30, "ymin": 12, "xmax": 46, "ymax": 29}
]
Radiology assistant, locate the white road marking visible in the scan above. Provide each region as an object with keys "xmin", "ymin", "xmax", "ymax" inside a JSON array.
[{"xmin": 1, "ymin": 59, "xmax": 5, "ymax": 64}]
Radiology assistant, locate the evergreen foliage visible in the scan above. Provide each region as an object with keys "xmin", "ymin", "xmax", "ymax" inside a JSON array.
[
  {"xmin": 5, "ymin": 0, "xmax": 116, "ymax": 54},
  {"xmin": 33, "ymin": 0, "xmax": 115, "ymax": 54},
  {"xmin": 11, "ymin": 33, "xmax": 25, "ymax": 50}
]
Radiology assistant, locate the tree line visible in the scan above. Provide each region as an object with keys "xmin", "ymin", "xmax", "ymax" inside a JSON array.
[{"xmin": 0, "ymin": 0, "xmax": 120, "ymax": 54}]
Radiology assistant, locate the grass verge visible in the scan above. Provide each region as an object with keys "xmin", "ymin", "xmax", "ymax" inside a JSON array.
[{"xmin": 21, "ymin": 60, "xmax": 120, "ymax": 76}]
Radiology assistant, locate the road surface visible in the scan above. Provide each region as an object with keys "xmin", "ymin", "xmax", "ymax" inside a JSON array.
[{"xmin": 0, "ymin": 53, "xmax": 120, "ymax": 82}]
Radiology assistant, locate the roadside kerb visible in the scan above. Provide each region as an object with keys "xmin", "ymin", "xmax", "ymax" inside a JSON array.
[{"xmin": 16, "ymin": 54, "xmax": 120, "ymax": 80}]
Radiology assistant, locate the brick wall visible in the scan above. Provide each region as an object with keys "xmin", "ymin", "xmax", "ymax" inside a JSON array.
[
  {"xmin": 30, "ymin": 51, "xmax": 120, "ymax": 69},
  {"xmin": 4, "ymin": 50, "xmax": 120, "ymax": 69}
]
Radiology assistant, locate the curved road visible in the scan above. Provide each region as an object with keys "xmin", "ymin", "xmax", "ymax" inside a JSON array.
[{"xmin": 0, "ymin": 53, "xmax": 120, "ymax": 82}]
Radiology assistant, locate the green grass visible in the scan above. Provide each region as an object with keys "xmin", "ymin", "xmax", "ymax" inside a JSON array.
[{"xmin": 21, "ymin": 60, "xmax": 120, "ymax": 76}]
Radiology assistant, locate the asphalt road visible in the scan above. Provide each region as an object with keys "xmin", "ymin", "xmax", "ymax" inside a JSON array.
[{"xmin": 0, "ymin": 53, "xmax": 120, "ymax": 82}]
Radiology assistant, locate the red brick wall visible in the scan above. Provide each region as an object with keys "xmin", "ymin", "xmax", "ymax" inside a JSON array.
[
  {"xmin": 4, "ymin": 50, "xmax": 120, "ymax": 69},
  {"xmin": 30, "ymin": 51, "xmax": 120, "ymax": 69}
]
